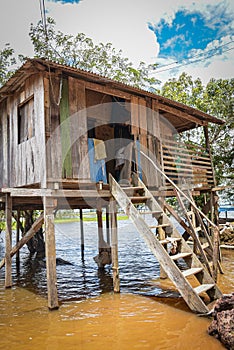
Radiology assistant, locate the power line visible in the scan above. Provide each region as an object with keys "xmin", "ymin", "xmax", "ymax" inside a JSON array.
[{"xmin": 150, "ymin": 40, "xmax": 234, "ymax": 74}]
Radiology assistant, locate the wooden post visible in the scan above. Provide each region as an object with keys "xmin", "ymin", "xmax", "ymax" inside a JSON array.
[
  {"xmin": 97, "ymin": 202, "xmax": 104, "ymax": 251},
  {"xmin": 16, "ymin": 209, "xmax": 20, "ymax": 271},
  {"xmin": 0, "ymin": 214, "xmax": 44, "ymax": 270},
  {"xmin": 110, "ymin": 197, "xmax": 120, "ymax": 292},
  {"xmin": 158, "ymin": 215, "xmax": 168, "ymax": 279},
  {"xmin": 79, "ymin": 209, "xmax": 84, "ymax": 261},
  {"xmin": 5, "ymin": 194, "xmax": 12, "ymax": 288},
  {"xmin": 43, "ymin": 197, "xmax": 59, "ymax": 310},
  {"xmin": 106, "ymin": 208, "xmax": 110, "ymax": 245},
  {"xmin": 204, "ymin": 125, "xmax": 219, "ymax": 226}
]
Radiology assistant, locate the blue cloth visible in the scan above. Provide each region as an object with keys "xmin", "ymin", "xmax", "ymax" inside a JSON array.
[{"xmin": 88, "ymin": 138, "xmax": 107, "ymax": 183}]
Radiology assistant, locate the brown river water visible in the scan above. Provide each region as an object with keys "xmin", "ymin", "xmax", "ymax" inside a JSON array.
[{"xmin": 0, "ymin": 219, "xmax": 233, "ymax": 350}]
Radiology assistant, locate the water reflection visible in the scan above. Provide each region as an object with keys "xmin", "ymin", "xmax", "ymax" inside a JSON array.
[{"xmin": 0, "ymin": 220, "xmax": 232, "ymax": 350}]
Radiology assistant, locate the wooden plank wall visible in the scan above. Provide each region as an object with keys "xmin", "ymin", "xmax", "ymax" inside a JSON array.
[
  {"xmin": 9, "ymin": 74, "xmax": 47, "ymax": 188},
  {"xmin": 47, "ymin": 74, "xmax": 62, "ymax": 180},
  {"xmin": 0, "ymin": 100, "xmax": 7, "ymax": 188},
  {"xmin": 130, "ymin": 96, "xmax": 161, "ymax": 188},
  {"xmin": 68, "ymin": 77, "xmax": 90, "ymax": 181},
  {"xmin": 47, "ymin": 75, "xmax": 90, "ymax": 182}
]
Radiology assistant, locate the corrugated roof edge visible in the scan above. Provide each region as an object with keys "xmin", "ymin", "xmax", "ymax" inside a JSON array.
[{"xmin": 0, "ymin": 58, "xmax": 225, "ymax": 125}]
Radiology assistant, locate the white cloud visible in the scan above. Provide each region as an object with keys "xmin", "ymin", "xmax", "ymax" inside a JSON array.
[{"xmin": 0, "ymin": 0, "xmax": 233, "ymax": 84}]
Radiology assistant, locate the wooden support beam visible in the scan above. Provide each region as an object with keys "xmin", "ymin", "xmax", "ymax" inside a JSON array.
[
  {"xmin": 106, "ymin": 209, "xmax": 110, "ymax": 245},
  {"xmin": 5, "ymin": 194, "xmax": 12, "ymax": 288},
  {"xmin": 97, "ymin": 202, "xmax": 105, "ymax": 251},
  {"xmin": 109, "ymin": 197, "xmax": 120, "ymax": 292},
  {"xmin": 43, "ymin": 197, "xmax": 59, "ymax": 310},
  {"xmin": 156, "ymin": 101, "xmax": 208, "ymax": 126},
  {"xmin": 0, "ymin": 213, "xmax": 44, "ymax": 270},
  {"xmin": 16, "ymin": 209, "xmax": 20, "ymax": 271},
  {"xmin": 1, "ymin": 188, "xmax": 111, "ymax": 198},
  {"xmin": 157, "ymin": 214, "xmax": 168, "ymax": 280},
  {"xmin": 79, "ymin": 209, "xmax": 84, "ymax": 261}
]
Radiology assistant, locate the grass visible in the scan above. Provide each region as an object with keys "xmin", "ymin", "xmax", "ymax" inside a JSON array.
[{"xmin": 54, "ymin": 214, "xmax": 129, "ymax": 223}]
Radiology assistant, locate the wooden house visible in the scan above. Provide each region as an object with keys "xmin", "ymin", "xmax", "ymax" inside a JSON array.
[{"xmin": 0, "ymin": 58, "xmax": 225, "ymax": 314}]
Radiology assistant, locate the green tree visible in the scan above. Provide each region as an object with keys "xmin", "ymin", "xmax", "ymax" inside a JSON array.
[
  {"xmin": 0, "ymin": 44, "xmax": 17, "ymax": 87},
  {"xmin": 29, "ymin": 17, "xmax": 159, "ymax": 91},
  {"xmin": 161, "ymin": 73, "xmax": 234, "ymax": 200}
]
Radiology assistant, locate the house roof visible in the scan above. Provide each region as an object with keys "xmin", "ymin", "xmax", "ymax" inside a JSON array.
[{"xmin": 0, "ymin": 58, "xmax": 224, "ymax": 132}]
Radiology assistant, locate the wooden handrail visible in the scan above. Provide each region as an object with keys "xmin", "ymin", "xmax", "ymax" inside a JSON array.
[{"xmin": 140, "ymin": 150, "xmax": 217, "ymax": 228}]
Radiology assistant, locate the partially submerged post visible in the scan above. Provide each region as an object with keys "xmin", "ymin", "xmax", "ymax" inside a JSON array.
[
  {"xmin": 16, "ymin": 209, "xmax": 20, "ymax": 271},
  {"xmin": 79, "ymin": 209, "xmax": 85, "ymax": 261},
  {"xmin": 5, "ymin": 194, "xmax": 12, "ymax": 288},
  {"xmin": 43, "ymin": 197, "xmax": 59, "ymax": 310},
  {"xmin": 110, "ymin": 197, "xmax": 120, "ymax": 292}
]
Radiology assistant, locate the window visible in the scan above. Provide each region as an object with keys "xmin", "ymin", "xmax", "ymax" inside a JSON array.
[{"xmin": 18, "ymin": 95, "xmax": 35, "ymax": 143}]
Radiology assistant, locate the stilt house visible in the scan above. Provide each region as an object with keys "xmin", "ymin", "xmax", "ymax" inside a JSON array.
[{"xmin": 0, "ymin": 58, "xmax": 225, "ymax": 314}]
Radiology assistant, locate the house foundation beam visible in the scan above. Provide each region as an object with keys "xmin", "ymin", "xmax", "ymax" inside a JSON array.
[
  {"xmin": 79, "ymin": 209, "xmax": 85, "ymax": 261},
  {"xmin": 5, "ymin": 194, "xmax": 12, "ymax": 288},
  {"xmin": 43, "ymin": 197, "xmax": 59, "ymax": 310},
  {"xmin": 110, "ymin": 197, "xmax": 120, "ymax": 292}
]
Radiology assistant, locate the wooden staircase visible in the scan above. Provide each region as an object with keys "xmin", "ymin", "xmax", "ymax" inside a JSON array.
[{"xmin": 109, "ymin": 174, "xmax": 222, "ymax": 314}]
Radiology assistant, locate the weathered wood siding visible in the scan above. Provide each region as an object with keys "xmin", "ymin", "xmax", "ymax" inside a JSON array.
[
  {"xmin": 47, "ymin": 76, "xmax": 90, "ymax": 182},
  {"xmin": 0, "ymin": 100, "xmax": 7, "ymax": 188},
  {"xmin": 0, "ymin": 74, "xmax": 46, "ymax": 188}
]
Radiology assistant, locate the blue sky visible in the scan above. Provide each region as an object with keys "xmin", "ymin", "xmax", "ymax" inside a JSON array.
[
  {"xmin": 0, "ymin": 0, "xmax": 233, "ymax": 84},
  {"xmin": 149, "ymin": 3, "xmax": 233, "ymax": 61}
]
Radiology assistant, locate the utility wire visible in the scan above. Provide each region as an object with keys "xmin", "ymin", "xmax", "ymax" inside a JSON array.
[{"xmin": 150, "ymin": 44, "xmax": 234, "ymax": 74}]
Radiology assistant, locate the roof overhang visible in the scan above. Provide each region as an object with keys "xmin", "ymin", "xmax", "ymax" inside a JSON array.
[{"xmin": 0, "ymin": 58, "xmax": 225, "ymax": 132}]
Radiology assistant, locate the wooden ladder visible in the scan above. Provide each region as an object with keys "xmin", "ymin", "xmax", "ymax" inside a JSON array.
[{"xmin": 109, "ymin": 174, "xmax": 222, "ymax": 314}]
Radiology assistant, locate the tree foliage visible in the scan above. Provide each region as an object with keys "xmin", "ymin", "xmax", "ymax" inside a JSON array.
[
  {"xmin": 29, "ymin": 17, "xmax": 159, "ymax": 91},
  {"xmin": 161, "ymin": 73, "xmax": 234, "ymax": 200},
  {"xmin": 0, "ymin": 44, "xmax": 17, "ymax": 87}
]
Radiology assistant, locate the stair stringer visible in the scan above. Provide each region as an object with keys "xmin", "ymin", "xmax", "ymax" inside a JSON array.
[
  {"xmin": 137, "ymin": 177, "xmax": 222, "ymax": 297},
  {"xmin": 110, "ymin": 176, "xmax": 222, "ymax": 314}
]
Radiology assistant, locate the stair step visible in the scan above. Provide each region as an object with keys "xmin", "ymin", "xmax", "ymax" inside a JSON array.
[
  {"xmin": 201, "ymin": 242, "xmax": 210, "ymax": 250},
  {"xmin": 170, "ymin": 252, "xmax": 192, "ymax": 261},
  {"xmin": 194, "ymin": 284, "xmax": 215, "ymax": 295},
  {"xmin": 159, "ymin": 237, "xmax": 181, "ymax": 245},
  {"xmin": 129, "ymin": 196, "xmax": 151, "ymax": 202},
  {"xmin": 149, "ymin": 224, "xmax": 171, "ymax": 229},
  {"xmin": 182, "ymin": 267, "xmax": 203, "ymax": 277},
  {"xmin": 139, "ymin": 211, "xmax": 162, "ymax": 216},
  {"xmin": 122, "ymin": 186, "xmax": 144, "ymax": 191},
  {"xmin": 195, "ymin": 226, "xmax": 202, "ymax": 232}
]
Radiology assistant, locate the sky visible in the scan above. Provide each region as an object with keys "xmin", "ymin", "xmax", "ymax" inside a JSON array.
[{"xmin": 0, "ymin": 0, "xmax": 233, "ymax": 85}]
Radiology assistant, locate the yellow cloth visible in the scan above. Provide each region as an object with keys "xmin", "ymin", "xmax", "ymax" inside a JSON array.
[{"xmin": 93, "ymin": 139, "xmax": 107, "ymax": 161}]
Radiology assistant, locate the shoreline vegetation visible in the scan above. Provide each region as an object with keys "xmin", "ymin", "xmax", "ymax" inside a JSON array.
[{"xmin": 54, "ymin": 213, "xmax": 129, "ymax": 224}]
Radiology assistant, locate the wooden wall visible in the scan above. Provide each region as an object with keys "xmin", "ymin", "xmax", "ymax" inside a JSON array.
[
  {"xmin": 46, "ymin": 75, "xmax": 90, "ymax": 182},
  {"xmin": 0, "ymin": 100, "xmax": 7, "ymax": 188},
  {"xmin": 0, "ymin": 73, "xmax": 46, "ymax": 188},
  {"xmin": 2, "ymin": 68, "xmax": 212, "ymax": 191}
]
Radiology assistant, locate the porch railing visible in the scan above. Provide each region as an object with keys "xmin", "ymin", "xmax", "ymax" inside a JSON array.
[{"xmin": 161, "ymin": 137, "xmax": 215, "ymax": 188}]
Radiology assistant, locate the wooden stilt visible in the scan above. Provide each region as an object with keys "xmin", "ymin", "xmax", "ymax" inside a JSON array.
[
  {"xmin": 16, "ymin": 209, "xmax": 20, "ymax": 271},
  {"xmin": 5, "ymin": 194, "xmax": 12, "ymax": 288},
  {"xmin": 106, "ymin": 209, "xmax": 110, "ymax": 245},
  {"xmin": 0, "ymin": 213, "xmax": 44, "ymax": 270},
  {"xmin": 79, "ymin": 209, "xmax": 84, "ymax": 261},
  {"xmin": 97, "ymin": 202, "xmax": 104, "ymax": 251},
  {"xmin": 109, "ymin": 197, "xmax": 120, "ymax": 292},
  {"xmin": 43, "ymin": 197, "xmax": 59, "ymax": 310},
  {"xmin": 158, "ymin": 215, "xmax": 168, "ymax": 279}
]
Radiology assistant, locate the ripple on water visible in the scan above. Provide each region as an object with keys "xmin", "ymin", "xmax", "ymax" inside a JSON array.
[{"xmin": 0, "ymin": 220, "xmax": 232, "ymax": 349}]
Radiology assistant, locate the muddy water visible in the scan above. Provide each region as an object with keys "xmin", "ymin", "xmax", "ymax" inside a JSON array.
[{"xmin": 0, "ymin": 219, "xmax": 233, "ymax": 349}]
